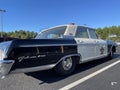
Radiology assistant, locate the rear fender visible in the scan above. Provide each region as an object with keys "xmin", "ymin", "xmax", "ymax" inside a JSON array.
[{"xmin": 55, "ymin": 54, "xmax": 81, "ymax": 66}]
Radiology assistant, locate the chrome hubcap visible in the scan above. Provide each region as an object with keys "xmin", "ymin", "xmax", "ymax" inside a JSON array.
[{"xmin": 62, "ymin": 57, "xmax": 72, "ymax": 70}]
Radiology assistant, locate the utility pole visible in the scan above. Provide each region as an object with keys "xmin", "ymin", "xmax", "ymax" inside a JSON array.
[{"xmin": 0, "ymin": 9, "xmax": 6, "ymax": 37}]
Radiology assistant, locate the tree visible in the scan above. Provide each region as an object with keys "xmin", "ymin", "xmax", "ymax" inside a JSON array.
[
  {"xmin": 0, "ymin": 30, "xmax": 38, "ymax": 39},
  {"xmin": 96, "ymin": 25, "xmax": 120, "ymax": 41}
]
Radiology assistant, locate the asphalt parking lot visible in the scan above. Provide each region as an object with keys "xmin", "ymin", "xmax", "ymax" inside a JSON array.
[{"xmin": 0, "ymin": 46, "xmax": 120, "ymax": 90}]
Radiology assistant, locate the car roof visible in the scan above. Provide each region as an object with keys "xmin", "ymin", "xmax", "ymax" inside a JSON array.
[{"xmin": 38, "ymin": 24, "xmax": 95, "ymax": 34}]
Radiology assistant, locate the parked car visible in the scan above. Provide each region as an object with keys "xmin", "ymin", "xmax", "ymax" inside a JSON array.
[{"xmin": 0, "ymin": 24, "xmax": 116, "ymax": 78}]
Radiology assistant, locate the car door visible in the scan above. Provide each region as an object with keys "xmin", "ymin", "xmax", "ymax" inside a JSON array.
[
  {"xmin": 75, "ymin": 26, "xmax": 96, "ymax": 62},
  {"xmin": 88, "ymin": 28, "xmax": 107, "ymax": 58}
]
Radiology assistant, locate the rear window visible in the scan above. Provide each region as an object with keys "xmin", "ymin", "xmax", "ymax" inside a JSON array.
[{"xmin": 36, "ymin": 26, "xmax": 67, "ymax": 39}]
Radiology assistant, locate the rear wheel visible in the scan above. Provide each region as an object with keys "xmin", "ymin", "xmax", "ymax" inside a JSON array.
[{"xmin": 55, "ymin": 57, "xmax": 76, "ymax": 75}]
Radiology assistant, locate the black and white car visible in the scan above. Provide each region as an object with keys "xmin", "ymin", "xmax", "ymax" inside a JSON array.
[{"xmin": 0, "ymin": 24, "xmax": 116, "ymax": 78}]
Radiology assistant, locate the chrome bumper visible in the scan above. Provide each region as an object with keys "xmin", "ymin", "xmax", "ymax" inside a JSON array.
[
  {"xmin": 0, "ymin": 60, "xmax": 56, "ymax": 78},
  {"xmin": 0, "ymin": 60, "xmax": 14, "ymax": 78}
]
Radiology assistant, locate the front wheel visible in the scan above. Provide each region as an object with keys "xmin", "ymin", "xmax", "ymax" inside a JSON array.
[{"xmin": 55, "ymin": 57, "xmax": 76, "ymax": 76}]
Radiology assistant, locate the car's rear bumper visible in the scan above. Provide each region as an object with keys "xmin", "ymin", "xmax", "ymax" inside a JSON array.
[
  {"xmin": 0, "ymin": 60, "xmax": 56, "ymax": 78},
  {"xmin": 0, "ymin": 60, "xmax": 14, "ymax": 78}
]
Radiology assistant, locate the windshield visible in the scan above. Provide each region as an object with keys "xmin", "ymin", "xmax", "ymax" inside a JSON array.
[{"xmin": 35, "ymin": 26, "xmax": 67, "ymax": 39}]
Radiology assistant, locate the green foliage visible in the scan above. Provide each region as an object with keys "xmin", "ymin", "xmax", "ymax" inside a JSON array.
[
  {"xmin": 96, "ymin": 26, "xmax": 120, "ymax": 41},
  {"xmin": 0, "ymin": 30, "xmax": 38, "ymax": 39}
]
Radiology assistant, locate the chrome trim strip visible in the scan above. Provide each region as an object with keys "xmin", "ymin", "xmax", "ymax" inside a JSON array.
[
  {"xmin": 19, "ymin": 44, "xmax": 77, "ymax": 47},
  {"xmin": 10, "ymin": 64, "xmax": 56, "ymax": 74},
  {"xmin": 0, "ymin": 60, "xmax": 14, "ymax": 63}
]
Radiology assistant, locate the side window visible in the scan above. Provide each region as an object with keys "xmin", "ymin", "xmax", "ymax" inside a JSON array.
[
  {"xmin": 75, "ymin": 26, "xmax": 89, "ymax": 38},
  {"xmin": 89, "ymin": 29, "xmax": 98, "ymax": 39}
]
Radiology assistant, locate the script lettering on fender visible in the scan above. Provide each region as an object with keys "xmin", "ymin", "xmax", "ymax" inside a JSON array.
[{"xmin": 18, "ymin": 55, "xmax": 46, "ymax": 62}]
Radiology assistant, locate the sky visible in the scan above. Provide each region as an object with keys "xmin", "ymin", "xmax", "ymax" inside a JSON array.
[{"xmin": 0, "ymin": 0, "xmax": 120, "ymax": 32}]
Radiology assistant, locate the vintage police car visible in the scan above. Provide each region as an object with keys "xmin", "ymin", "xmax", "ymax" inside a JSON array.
[{"xmin": 0, "ymin": 24, "xmax": 116, "ymax": 78}]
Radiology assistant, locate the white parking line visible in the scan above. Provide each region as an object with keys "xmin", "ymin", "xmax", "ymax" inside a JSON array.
[{"xmin": 59, "ymin": 60, "xmax": 120, "ymax": 90}]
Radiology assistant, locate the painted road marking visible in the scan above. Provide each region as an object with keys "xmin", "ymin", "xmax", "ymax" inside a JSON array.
[
  {"xmin": 59, "ymin": 60, "xmax": 120, "ymax": 90},
  {"xmin": 111, "ymin": 82, "xmax": 117, "ymax": 86}
]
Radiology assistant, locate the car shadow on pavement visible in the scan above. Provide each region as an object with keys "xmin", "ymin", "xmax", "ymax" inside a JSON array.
[
  {"xmin": 26, "ymin": 68, "xmax": 68, "ymax": 85},
  {"xmin": 26, "ymin": 53, "xmax": 120, "ymax": 84}
]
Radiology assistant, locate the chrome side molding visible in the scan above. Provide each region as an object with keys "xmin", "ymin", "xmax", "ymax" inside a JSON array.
[{"xmin": 10, "ymin": 64, "xmax": 56, "ymax": 74}]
